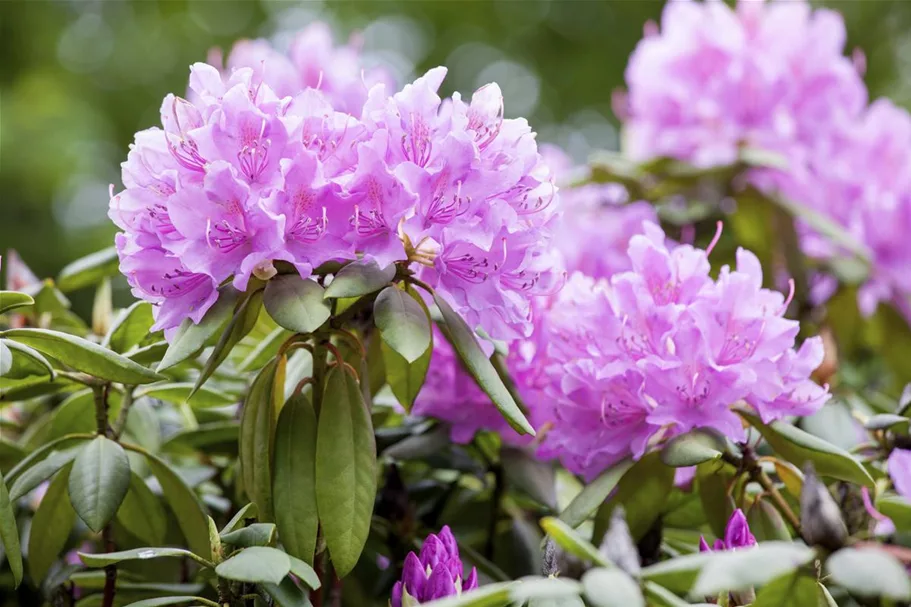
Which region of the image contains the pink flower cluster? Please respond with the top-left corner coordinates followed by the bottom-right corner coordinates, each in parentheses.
top-left (527, 223), bottom-right (829, 480)
top-left (109, 24), bottom-right (560, 340)
top-left (624, 0), bottom-right (865, 168)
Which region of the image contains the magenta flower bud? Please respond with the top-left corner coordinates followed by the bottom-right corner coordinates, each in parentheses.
top-left (699, 509), bottom-right (756, 552)
top-left (391, 526), bottom-right (479, 606)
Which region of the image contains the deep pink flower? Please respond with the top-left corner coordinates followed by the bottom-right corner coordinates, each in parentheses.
top-left (700, 509), bottom-right (757, 552)
top-left (391, 526), bottom-right (478, 606)
top-left (888, 449), bottom-right (911, 501)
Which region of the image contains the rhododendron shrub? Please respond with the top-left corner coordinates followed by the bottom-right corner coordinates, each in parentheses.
top-left (3, 5), bottom-right (911, 607)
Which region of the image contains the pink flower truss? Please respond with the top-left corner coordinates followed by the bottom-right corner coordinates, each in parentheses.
top-left (391, 526), bottom-right (478, 606)
top-left (525, 223), bottom-right (829, 480)
top-left (109, 27), bottom-right (560, 341)
top-left (624, 0), bottom-right (865, 169)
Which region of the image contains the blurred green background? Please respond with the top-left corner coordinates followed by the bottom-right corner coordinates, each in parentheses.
top-left (2, 0), bottom-right (909, 300)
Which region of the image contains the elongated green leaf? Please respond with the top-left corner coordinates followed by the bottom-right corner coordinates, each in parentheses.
top-left (540, 517), bottom-right (611, 567)
top-left (104, 301), bottom-right (156, 353)
top-left (596, 452), bottom-right (675, 541)
top-left (264, 276), bottom-right (331, 334)
top-left (239, 326), bottom-right (292, 372)
top-left (5, 435), bottom-right (91, 483)
top-left (692, 542), bottom-right (815, 598)
top-left (316, 366), bottom-right (377, 577)
top-left (56, 247), bottom-right (120, 292)
top-left (145, 452), bottom-right (211, 560)
top-left (641, 552), bottom-right (715, 594)
top-left (135, 382), bottom-right (236, 409)
top-left (215, 546), bottom-right (290, 584)
top-left (240, 359), bottom-right (278, 523)
top-left (420, 583), bottom-right (514, 607)
top-left (2, 328), bottom-right (163, 384)
top-left (826, 546), bottom-right (911, 600)
top-left (817, 583), bottom-right (838, 607)
top-left (642, 582), bottom-right (692, 607)
top-left (79, 547), bottom-right (201, 567)
top-left (288, 554), bottom-right (320, 590)
top-left (273, 392), bottom-right (319, 565)
top-left (433, 293), bottom-right (533, 435)
top-left (193, 289), bottom-right (263, 394)
top-left (162, 422), bottom-right (240, 454)
top-left (740, 412), bottom-right (874, 488)
top-left (865, 413), bottom-right (910, 433)
top-left (9, 446), bottom-right (81, 501)
top-left (127, 340), bottom-right (169, 365)
top-left (661, 429), bottom-right (726, 467)
top-left (697, 460), bottom-right (738, 539)
top-left (501, 446), bottom-right (557, 509)
top-left (47, 390), bottom-right (97, 439)
top-left (374, 286), bottom-right (431, 363)
top-left (877, 495), bottom-right (911, 531)
top-left (220, 503), bottom-right (258, 535)
top-left (157, 289), bottom-right (238, 372)
top-left (750, 573), bottom-right (819, 607)
top-left (747, 497), bottom-right (791, 542)
top-left (323, 259), bottom-right (395, 299)
top-left (560, 459), bottom-right (633, 528)
top-left (512, 578), bottom-right (583, 603)
top-left (0, 471), bottom-right (22, 587)
top-left (0, 339), bottom-right (54, 380)
top-left (263, 577), bottom-right (313, 607)
top-left (382, 340), bottom-right (430, 413)
top-left (68, 436), bottom-right (131, 532)
top-left (220, 523), bottom-right (276, 547)
top-left (29, 464), bottom-right (76, 583)
top-left (583, 569), bottom-right (644, 607)
top-left (0, 291), bottom-right (34, 315)
top-left (116, 471), bottom-right (167, 545)
top-left (121, 598), bottom-right (212, 607)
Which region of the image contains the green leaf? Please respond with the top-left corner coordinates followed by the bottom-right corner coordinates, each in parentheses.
top-left (273, 392), bottom-right (319, 565)
top-left (2, 328), bottom-right (164, 384)
top-left (323, 259), bottom-right (395, 299)
top-left (419, 582), bottom-right (514, 606)
top-left (127, 340), bottom-right (169, 365)
top-left (121, 598), bottom-right (214, 607)
top-left (691, 542), bottom-right (815, 598)
top-left (501, 446), bottom-right (556, 510)
top-left (103, 302), bottom-right (156, 353)
top-left (145, 452), bottom-right (211, 560)
top-left (739, 412), bottom-right (873, 488)
top-left (193, 289), bottom-right (264, 394)
top-left (817, 583), bottom-right (839, 607)
top-left (135, 382), bottom-right (236, 409)
top-left (747, 498), bottom-right (791, 542)
top-left (316, 366), bottom-right (377, 578)
top-left (9, 446), bottom-right (81, 501)
top-left (157, 289), bottom-right (238, 372)
top-left (56, 247), bottom-right (120, 292)
top-left (0, 291), bottom-right (34, 315)
top-left (220, 523), bottom-right (276, 547)
top-left (240, 359), bottom-right (278, 523)
top-left (560, 459), bottom-right (633, 528)
top-left (68, 436), bottom-right (131, 532)
top-left (696, 460), bottom-right (737, 539)
top-left (864, 413), bottom-right (910, 433)
top-left (215, 546), bottom-right (290, 585)
top-left (47, 389), bottom-right (103, 440)
top-left (750, 573), bottom-right (819, 607)
top-left (263, 577), bottom-right (313, 607)
top-left (239, 326), bottom-right (292, 372)
top-left (1, 339), bottom-right (55, 380)
top-left (162, 422), bottom-right (240, 454)
top-left (641, 553), bottom-right (715, 594)
top-left (116, 471), bottom-right (168, 546)
top-left (288, 554), bottom-right (321, 590)
top-left (374, 286), bottom-right (431, 363)
top-left (540, 516), bottom-right (611, 567)
top-left (876, 495), bottom-right (911, 531)
top-left (660, 429), bottom-right (726, 467)
top-left (29, 464), bottom-right (76, 583)
top-left (221, 503), bottom-right (259, 535)
top-left (642, 582), bottom-right (692, 607)
top-left (382, 340), bottom-right (431, 413)
top-left (596, 452), bottom-right (675, 541)
top-left (0, 471), bottom-right (23, 587)
top-left (92, 277), bottom-right (113, 336)
top-left (5, 435), bottom-right (90, 483)
top-left (583, 569), bottom-right (644, 607)
top-left (512, 577), bottom-right (583, 603)
top-left (826, 546), bottom-right (911, 600)
top-left (263, 275), bottom-right (331, 334)
top-left (433, 293), bottom-right (533, 435)
top-left (79, 547), bottom-right (201, 567)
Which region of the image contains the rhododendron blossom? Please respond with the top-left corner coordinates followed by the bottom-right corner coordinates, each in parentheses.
top-left (624, 0), bottom-right (865, 169)
top-left (700, 509), bottom-right (756, 552)
top-left (526, 223), bottom-right (829, 480)
top-left (392, 526), bottom-right (477, 606)
top-left (109, 27), bottom-right (560, 340)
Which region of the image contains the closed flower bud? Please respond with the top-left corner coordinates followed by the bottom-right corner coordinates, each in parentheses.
top-left (391, 526), bottom-right (478, 606)
top-left (800, 463), bottom-right (848, 552)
